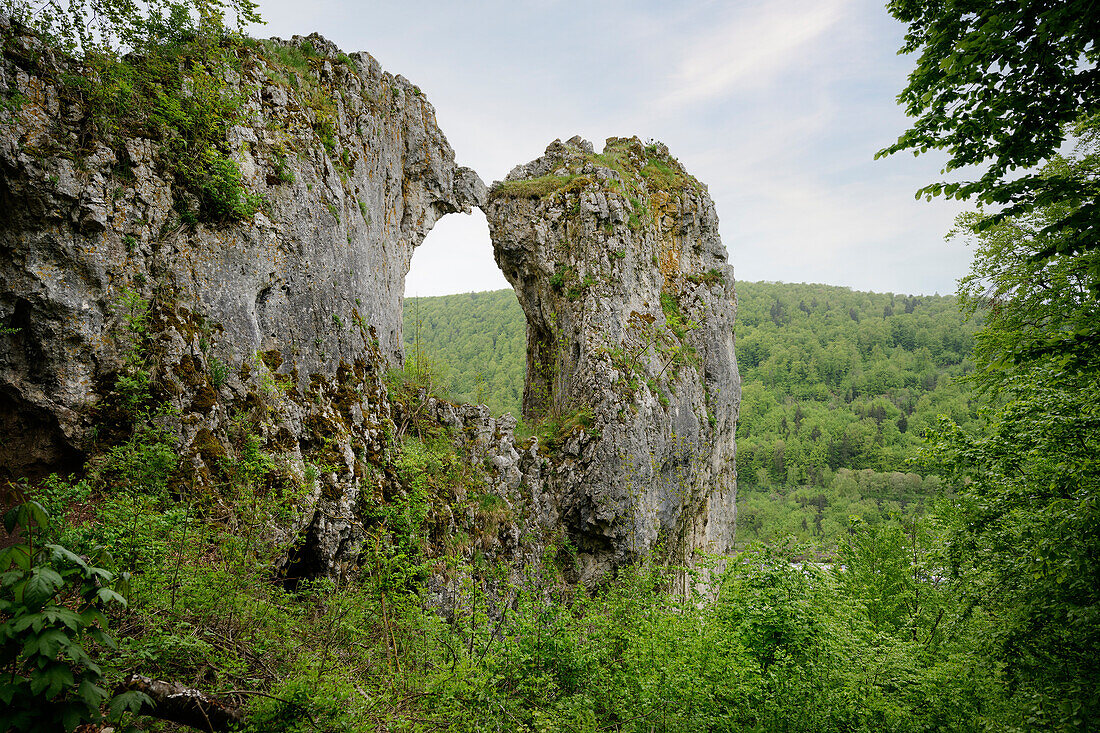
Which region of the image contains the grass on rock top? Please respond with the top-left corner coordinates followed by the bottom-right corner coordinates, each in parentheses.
top-left (489, 137), bottom-right (701, 203)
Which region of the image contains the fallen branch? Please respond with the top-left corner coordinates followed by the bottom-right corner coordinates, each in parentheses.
top-left (119, 675), bottom-right (243, 732)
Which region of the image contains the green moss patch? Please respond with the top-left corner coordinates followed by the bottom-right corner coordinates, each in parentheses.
top-left (490, 174), bottom-right (579, 200)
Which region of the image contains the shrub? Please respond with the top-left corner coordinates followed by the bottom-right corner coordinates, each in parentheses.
top-left (0, 502), bottom-right (149, 732)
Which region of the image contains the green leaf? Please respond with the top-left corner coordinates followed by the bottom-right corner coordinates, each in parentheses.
top-left (76, 679), bottom-right (109, 710)
top-left (60, 704), bottom-right (88, 733)
top-left (1, 568), bottom-right (27, 587)
top-left (94, 587), bottom-right (126, 607)
top-left (86, 628), bottom-right (117, 651)
top-left (43, 607), bottom-right (82, 631)
top-left (22, 568), bottom-right (64, 607)
top-left (87, 566), bottom-right (115, 584)
top-left (108, 690), bottom-right (153, 721)
top-left (12, 612), bottom-right (45, 633)
top-left (79, 607), bottom-right (109, 629)
top-left (2, 505), bottom-right (19, 534)
top-left (21, 502), bottom-right (50, 533)
top-left (63, 640), bottom-right (93, 667)
top-left (26, 628), bottom-right (69, 659)
top-left (0, 545), bottom-right (32, 572)
top-left (30, 661), bottom-right (74, 697)
top-left (46, 545), bottom-right (88, 570)
top-left (0, 680), bottom-right (22, 705)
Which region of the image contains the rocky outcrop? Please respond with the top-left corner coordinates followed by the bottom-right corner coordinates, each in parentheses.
top-left (1, 18), bottom-right (738, 588)
top-left (0, 19), bottom-right (483, 572)
top-left (486, 136), bottom-right (740, 584)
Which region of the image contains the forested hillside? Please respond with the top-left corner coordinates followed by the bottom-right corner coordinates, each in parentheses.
top-left (403, 290), bottom-right (525, 416)
top-left (733, 282), bottom-right (980, 546)
top-left (404, 283), bottom-right (981, 550)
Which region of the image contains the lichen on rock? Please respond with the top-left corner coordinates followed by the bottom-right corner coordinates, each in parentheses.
top-left (0, 17), bottom-right (484, 577)
top-left (486, 135), bottom-right (740, 586)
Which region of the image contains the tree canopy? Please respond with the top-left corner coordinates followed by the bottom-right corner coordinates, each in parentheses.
top-left (880, 0), bottom-right (1100, 271)
top-left (1, 0), bottom-right (261, 55)
top-left (921, 126), bottom-right (1100, 730)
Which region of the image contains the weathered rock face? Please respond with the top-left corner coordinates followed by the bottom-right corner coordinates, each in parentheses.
top-left (0, 20), bottom-right (483, 574)
top-left (0, 20), bottom-right (484, 480)
top-left (486, 136), bottom-right (740, 584)
top-left (1, 19), bottom-right (739, 589)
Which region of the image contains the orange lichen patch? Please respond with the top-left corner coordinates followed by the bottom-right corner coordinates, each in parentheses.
top-left (658, 236), bottom-right (682, 290)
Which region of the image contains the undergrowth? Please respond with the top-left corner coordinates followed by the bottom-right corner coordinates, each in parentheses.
top-left (0, 325), bottom-right (1010, 731)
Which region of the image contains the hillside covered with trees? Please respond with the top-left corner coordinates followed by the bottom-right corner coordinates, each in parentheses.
top-left (405, 282), bottom-right (981, 549)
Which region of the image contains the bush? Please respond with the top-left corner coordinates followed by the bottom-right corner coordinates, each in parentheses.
top-left (0, 502), bottom-right (149, 732)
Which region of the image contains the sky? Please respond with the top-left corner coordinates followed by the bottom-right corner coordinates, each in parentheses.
top-left (250, 0), bottom-right (974, 297)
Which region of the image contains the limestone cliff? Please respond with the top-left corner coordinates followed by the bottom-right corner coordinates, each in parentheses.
top-left (0, 19), bottom-right (483, 573)
top-left (1, 18), bottom-right (738, 589)
top-left (486, 136), bottom-right (740, 584)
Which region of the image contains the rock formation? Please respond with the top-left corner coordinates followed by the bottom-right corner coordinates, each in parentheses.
top-left (1, 18), bottom-right (737, 588)
top-left (1, 19), bottom-right (482, 573)
top-left (486, 136), bottom-right (739, 584)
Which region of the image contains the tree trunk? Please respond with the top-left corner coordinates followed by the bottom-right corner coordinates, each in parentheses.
top-left (118, 675), bottom-right (244, 732)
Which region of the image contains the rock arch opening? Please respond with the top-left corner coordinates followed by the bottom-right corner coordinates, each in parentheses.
top-left (402, 209), bottom-right (525, 417)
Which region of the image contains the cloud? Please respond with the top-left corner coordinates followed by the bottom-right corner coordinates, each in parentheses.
top-left (406, 211), bottom-right (509, 297)
top-left (250, 0), bottom-right (970, 296)
top-left (718, 170), bottom-right (969, 294)
top-left (659, 0), bottom-right (851, 109)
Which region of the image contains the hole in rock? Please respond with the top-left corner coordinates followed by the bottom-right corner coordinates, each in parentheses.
top-left (402, 210), bottom-right (525, 418)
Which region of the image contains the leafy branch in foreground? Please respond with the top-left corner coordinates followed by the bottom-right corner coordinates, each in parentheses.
top-left (880, 1), bottom-right (1099, 272)
top-left (921, 121), bottom-right (1100, 731)
top-left (951, 120), bottom-right (1100, 378)
top-left (0, 501), bottom-right (150, 733)
top-left (1, 0), bottom-right (261, 56)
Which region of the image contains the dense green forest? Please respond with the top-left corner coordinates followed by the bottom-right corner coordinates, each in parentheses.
top-left (733, 282), bottom-right (981, 546)
top-left (403, 290), bottom-right (526, 417)
top-left (405, 283), bottom-right (982, 550)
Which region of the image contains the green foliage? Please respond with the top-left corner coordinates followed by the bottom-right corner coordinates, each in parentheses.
top-left (734, 281), bottom-right (980, 549)
top-left (273, 150), bottom-right (296, 184)
top-left (0, 502), bottom-right (149, 732)
top-left (882, 0), bottom-right (1100, 288)
top-left (59, 28), bottom-right (261, 222)
top-left (923, 373), bottom-right (1100, 730)
top-left (402, 544), bottom-right (994, 732)
top-left (639, 157), bottom-right (683, 190)
top-left (917, 123), bottom-right (1100, 731)
top-left (4, 2), bottom-right (269, 223)
top-left (686, 267), bottom-right (724, 286)
top-left (403, 290), bottom-right (525, 416)
top-left (208, 354), bottom-right (230, 387)
top-left (191, 144), bottom-right (262, 221)
top-left (952, 123), bottom-right (1100, 375)
top-left (2, 0), bottom-right (261, 57)
top-left (528, 405), bottom-right (594, 450)
top-left (14, 463), bottom-right (1013, 733)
